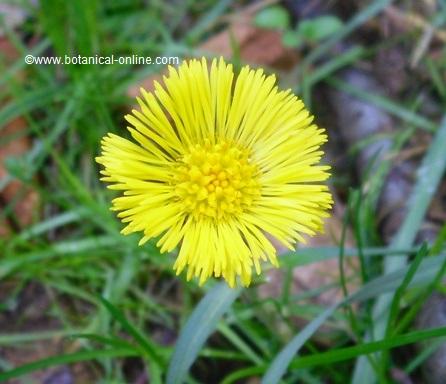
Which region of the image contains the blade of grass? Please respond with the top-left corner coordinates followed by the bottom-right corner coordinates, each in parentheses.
top-left (404, 337), bottom-right (445, 374)
top-left (100, 295), bottom-right (164, 384)
top-left (0, 235), bottom-right (122, 278)
top-left (0, 348), bottom-right (138, 382)
top-left (200, 348), bottom-right (249, 361)
top-left (185, 0), bottom-right (233, 44)
top-left (222, 366), bottom-right (266, 384)
top-left (303, 0), bottom-right (393, 66)
top-left (299, 46), bottom-right (366, 105)
top-left (326, 76), bottom-right (436, 132)
top-left (166, 282), bottom-right (241, 384)
top-left (280, 246), bottom-right (419, 267)
top-left (217, 323), bottom-right (264, 365)
top-left (380, 243), bottom-right (428, 376)
top-left (353, 115), bottom-right (446, 383)
top-left (306, 46), bottom-right (366, 87)
top-left (392, 243), bottom-right (446, 336)
top-left (288, 326), bottom-right (446, 369)
top-left (426, 58), bottom-right (446, 101)
top-left (70, 333), bottom-right (140, 351)
top-left (98, 296), bottom-right (163, 365)
top-left (0, 85), bottom-right (61, 129)
top-left (261, 251), bottom-right (446, 383)
top-left (339, 191), bottom-right (364, 339)
top-left (339, 189), bottom-right (379, 371)
top-left (0, 38), bottom-right (52, 87)
top-left (0, 330), bottom-right (78, 345)
top-left (261, 302), bottom-right (339, 384)
top-left (386, 244), bottom-right (428, 337)
top-left (14, 208), bottom-right (88, 241)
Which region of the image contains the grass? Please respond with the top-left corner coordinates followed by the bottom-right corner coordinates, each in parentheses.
top-left (1, 0), bottom-right (446, 383)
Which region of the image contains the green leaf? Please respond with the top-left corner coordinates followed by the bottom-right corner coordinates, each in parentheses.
top-left (166, 283), bottom-right (241, 384)
top-left (282, 30), bottom-right (303, 48)
top-left (298, 16), bottom-right (343, 42)
top-left (254, 6), bottom-right (290, 30)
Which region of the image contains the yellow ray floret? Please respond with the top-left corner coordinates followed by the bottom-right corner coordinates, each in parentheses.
top-left (96, 57), bottom-right (333, 287)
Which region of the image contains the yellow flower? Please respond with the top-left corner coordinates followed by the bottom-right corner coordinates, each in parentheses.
top-left (96, 57), bottom-right (332, 287)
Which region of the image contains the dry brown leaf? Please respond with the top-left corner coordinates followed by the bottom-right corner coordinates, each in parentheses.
top-left (128, 7), bottom-right (298, 97)
top-left (199, 14), bottom-right (298, 70)
top-left (0, 37), bottom-right (39, 236)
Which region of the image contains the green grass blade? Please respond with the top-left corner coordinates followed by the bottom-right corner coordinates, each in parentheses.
top-left (0, 235), bottom-right (121, 278)
top-left (390, 115), bottom-right (446, 250)
top-left (393, 245), bottom-right (446, 337)
top-left (15, 208), bottom-right (88, 241)
top-left (404, 337), bottom-right (445, 374)
top-left (326, 77), bottom-right (436, 132)
top-left (217, 323), bottom-right (264, 365)
top-left (70, 333), bottom-right (140, 351)
top-left (222, 366), bottom-right (266, 384)
top-left (262, 303), bottom-right (338, 384)
top-left (262, 252), bottom-right (446, 383)
top-left (353, 115), bottom-right (446, 383)
top-left (185, 0), bottom-right (233, 44)
top-left (280, 246), bottom-right (419, 267)
top-left (290, 326), bottom-right (446, 369)
top-left (0, 85), bottom-right (60, 128)
top-left (386, 244), bottom-right (428, 338)
top-left (166, 283), bottom-right (241, 384)
top-left (0, 348), bottom-right (138, 382)
top-left (0, 330), bottom-right (78, 345)
top-left (98, 296), bottom-right (163, 365)
top-left (304, 0), bottom-right (393, 65)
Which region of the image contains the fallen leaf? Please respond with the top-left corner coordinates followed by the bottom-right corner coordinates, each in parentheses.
top-left (128, 6), bottom-right (298, 97)
top-left (0, 36), bottom-right (39, 236)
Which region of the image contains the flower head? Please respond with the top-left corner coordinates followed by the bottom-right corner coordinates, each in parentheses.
top-left (96, 57), bottom-right (332, 287)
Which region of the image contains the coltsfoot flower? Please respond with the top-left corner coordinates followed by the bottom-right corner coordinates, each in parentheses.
top-left (96, 57), bottom-right (332, 287)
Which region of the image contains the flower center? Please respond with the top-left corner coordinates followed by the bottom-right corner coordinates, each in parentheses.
top-left (173, 139), bottom-right (260, 219)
